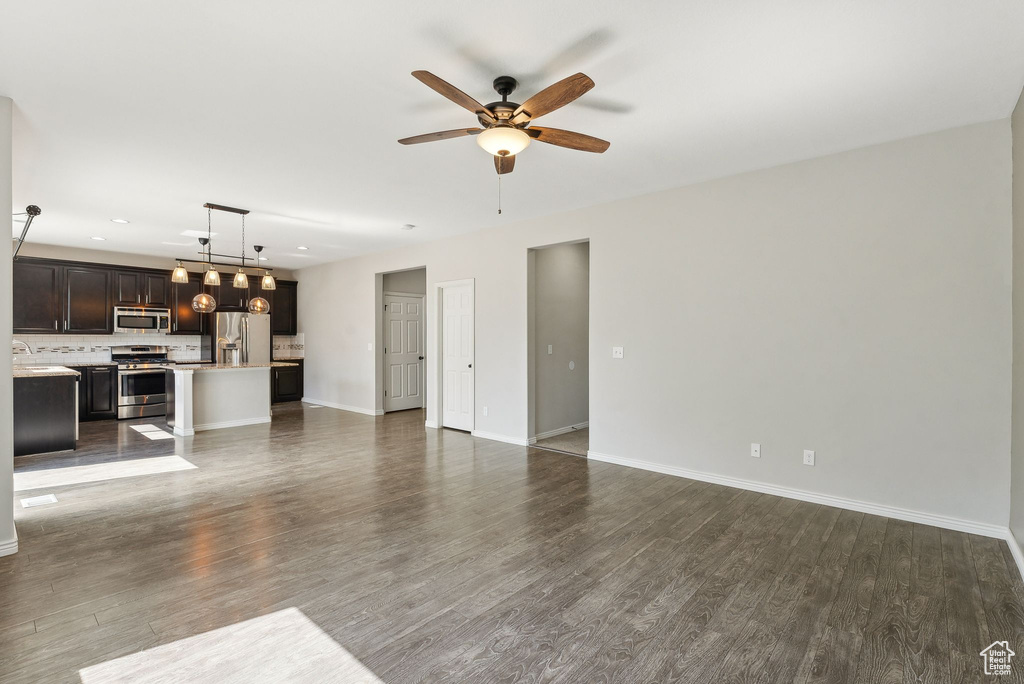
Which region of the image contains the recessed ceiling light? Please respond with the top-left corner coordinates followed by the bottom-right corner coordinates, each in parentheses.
top-left (258, 256), bottom-right (268, 261)
top-left (402, 224), bottom-right (416, 230)
top-left (297, 246), bottom-right (308, 250)
top-left (110, 218), bottom-right (130, 224)
top-left (91, 236), bottom-right (106, 241)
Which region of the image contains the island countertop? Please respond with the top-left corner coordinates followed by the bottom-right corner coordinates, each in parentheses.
top-left (164, 362), bottom-right (298, 372)
top-left (13, 366), bottom-right (81, 378)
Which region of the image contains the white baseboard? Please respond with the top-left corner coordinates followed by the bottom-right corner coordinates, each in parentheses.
top-left (0, 534), bottom-right (18, 558)
top-left (193, 416), bottom-right (272, 432)
top-left (587, 450), bottom-right (1009, 540)
top-left (301, 398), bottom-right (383, 416)
top-left (172, 426), bottom-right (195, 437)
top-left (471, 430), bottom-right (531, 447)
top-left (1005, 529), bottom-right (1024, 583)
top-left (425, 420), bottom-right (438, 429)
top-left (530, 421), bottom-right (589, 444)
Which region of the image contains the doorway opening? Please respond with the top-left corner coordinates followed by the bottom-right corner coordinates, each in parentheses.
top-left (377, 267), bottom-right (426, 414)
top-left (527, 240), bottom-right (589, 456)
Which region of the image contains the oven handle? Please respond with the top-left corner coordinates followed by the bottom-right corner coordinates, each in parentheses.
top-left (118, 369), bottom-right (168, 376)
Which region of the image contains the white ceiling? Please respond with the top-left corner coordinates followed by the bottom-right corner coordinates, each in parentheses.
top-left (3, 1), bottom-right (1024, 269)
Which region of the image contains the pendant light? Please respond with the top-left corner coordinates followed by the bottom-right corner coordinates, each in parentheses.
top-left (191, 232), bottom-right (217, 313)
top-left (233, 213), bottom-right (249, 289)
top-left (202, 207), bottom-right (221, 285)
top-left (248, 245), bottom-right (271, 315)
top-left (170, 261), bottom-right (189, 284)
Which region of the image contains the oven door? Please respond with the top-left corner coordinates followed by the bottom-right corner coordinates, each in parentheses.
top-left (118, 369), bottom-right (167, 407)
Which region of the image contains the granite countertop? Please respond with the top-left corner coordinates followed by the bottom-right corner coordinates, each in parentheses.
top-left (13, 366), bottom-right (81, 378)
top-left (273, 356), bottom-right (304, 361)
top-left (165, 362), bottom-right (298, 372)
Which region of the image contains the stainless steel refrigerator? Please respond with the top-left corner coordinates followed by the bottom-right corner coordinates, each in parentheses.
top-left (208, 311), bottom-right (271, 365)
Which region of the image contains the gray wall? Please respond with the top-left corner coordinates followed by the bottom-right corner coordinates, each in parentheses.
top-left (532, 242), bottom-right (589, 436)
top-left (299, 120), bottom-right (1012, 528)
top-left (383, 268), bottom-right (426, 295)
top-left (1011, 87), bottom-right (1024, 544)
top-left (1, 97), bottom-right (15, 556)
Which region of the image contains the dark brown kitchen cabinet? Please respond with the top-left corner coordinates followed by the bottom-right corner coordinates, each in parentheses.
top-left (12, 260), bottom-right (61, 333)
top-left (115, 270), bottom-right (169, 307)
top-left (64, 266), bottom-right (112, 333)
top-left (114, 271), bottom-right (143, 306)
top-left (172, 273), bottom-right (206, 335)
top-left (271, 360), bottom-right (303, 403)
top-left (212, 280), bottom-right (249, 310)
top-left (68, 365), bottom-right (118, 421)
top-left (271, 281), bottom-right (298, 335)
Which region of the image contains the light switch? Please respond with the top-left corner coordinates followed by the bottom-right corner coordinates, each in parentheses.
top-left (612, 346), bottom-right (624, 359)
top-left (547, 345), bottom-right (553, 355)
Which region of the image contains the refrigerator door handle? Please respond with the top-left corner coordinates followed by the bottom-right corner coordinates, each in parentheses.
top-left (242, 315), bottom-right (249, 363)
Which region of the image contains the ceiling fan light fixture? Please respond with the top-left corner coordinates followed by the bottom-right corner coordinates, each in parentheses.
top-left (476, 126), bottom-right (530, 157)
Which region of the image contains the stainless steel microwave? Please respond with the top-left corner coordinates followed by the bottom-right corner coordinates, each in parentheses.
top-left (113, 307), bottom-right (171, 334)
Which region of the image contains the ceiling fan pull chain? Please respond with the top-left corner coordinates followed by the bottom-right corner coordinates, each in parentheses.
top-left (498, 174), bottom-right (502, 215)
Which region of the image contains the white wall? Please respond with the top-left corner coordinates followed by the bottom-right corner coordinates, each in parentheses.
top-left (1011, 87), bottom-right (1024, 544)
top-left (1, 97), bottom-right (16, 556)
top-left (532, 242), bottom-right (589, 436)
top-left (382, 268), bottom-right (426, 295)
top-left (300, 120), bottom-right (1013, 528)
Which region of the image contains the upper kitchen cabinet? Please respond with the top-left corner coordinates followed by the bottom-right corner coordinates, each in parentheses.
top-left (65, 265), bottom-right (113, 333)
top-left (211, 279), bottom-right (249, 310)
top-left (171, 273), bottom-right (206, 335)
top-left (271, 281), bottom-right (297, 335)
top-left (12, 260), bottom-right (62, 333)
top-left (114, 270), bottom-right (169, 307)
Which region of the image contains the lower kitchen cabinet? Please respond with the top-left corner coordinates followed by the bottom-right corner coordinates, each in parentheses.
top-left (271, 360), bottom-right (303, 403)
top-left (69, 365), bottom-right (118, 421)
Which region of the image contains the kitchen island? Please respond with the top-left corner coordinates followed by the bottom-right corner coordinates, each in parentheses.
top-left (164, 362), bottom-right (298, 436)
top-left (13, 366), bottom-right (79, 456)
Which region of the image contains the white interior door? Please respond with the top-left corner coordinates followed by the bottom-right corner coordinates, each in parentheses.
top-left (384, 294), bottom-right (424, 412)
top-left (441, 282), bottom-right (474, 431)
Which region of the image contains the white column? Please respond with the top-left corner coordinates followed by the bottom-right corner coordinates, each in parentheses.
top-left (172, 369), bottom-right (195, 437)
top-left (1, 96), bottom-right (17, 557)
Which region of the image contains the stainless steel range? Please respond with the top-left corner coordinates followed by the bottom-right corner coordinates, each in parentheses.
top-left (112, 345), bottom-right (170, 419)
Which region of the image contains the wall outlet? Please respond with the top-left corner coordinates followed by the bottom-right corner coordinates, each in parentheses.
top-left (367, 343), bottom-right (373, 351)
top-left (751, 443), bottom-right (761, 458)
top-left (547, 344), bottom-right (553, 355)
top-left (483, 406), bottom-right (488, 416)
top-left (612, 346), bottom-right (624, 359)
top-left (803, 449), bottom-right (815, 466)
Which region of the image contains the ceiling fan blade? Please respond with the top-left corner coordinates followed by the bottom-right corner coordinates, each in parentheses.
top-left (412, 71), bottom-right (496, 124)
top-left (398, 128), bottom-right (481, 145)
top-left (526, 127), bottom-right (610, 153)
top-left (494, 154), bottom-right (515, 175)
top-left (510, 73), bottom-right (595, 124)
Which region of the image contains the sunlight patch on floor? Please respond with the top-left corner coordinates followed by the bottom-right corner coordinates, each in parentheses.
top-left (14, 455), bottom-right (196, 492)
top-left (130, 424), bottom-right (176, 440)
top-left (78, 607), bottom-right (382, 683)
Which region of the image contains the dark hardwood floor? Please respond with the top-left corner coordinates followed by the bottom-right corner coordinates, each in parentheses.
top-left (1, 404), bottom-right (1022, 682)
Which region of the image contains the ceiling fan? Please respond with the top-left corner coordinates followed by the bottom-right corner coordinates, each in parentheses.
top-left (398, 71), bottom-right (610, 175)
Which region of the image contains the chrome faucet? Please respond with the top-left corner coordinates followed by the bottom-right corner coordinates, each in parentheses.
top-left (11, 339), bottom-right (33, 363)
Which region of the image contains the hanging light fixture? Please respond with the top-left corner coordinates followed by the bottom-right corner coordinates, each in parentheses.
top-left (248, 245), bottom-right (271, 314)
top-left (170, 261), bottom-right (189, 284)
top-left (202, 207), bottom-right (221, 285)
top-left (191, 219), bottom-right (217, 313)
top-left (233, 213), bottom-right (249, 289)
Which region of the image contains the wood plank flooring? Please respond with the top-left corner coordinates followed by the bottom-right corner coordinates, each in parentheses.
top-left (1, 405), bottom-right (1022, 682)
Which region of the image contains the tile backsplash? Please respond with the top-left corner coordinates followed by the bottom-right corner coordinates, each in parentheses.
top-left (12, 334), bottom-right (204, 365)
top-left (273, 333), bottom-right (304, 358)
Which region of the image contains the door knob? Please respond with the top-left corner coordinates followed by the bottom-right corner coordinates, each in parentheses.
top-left (468, 364), bottom-right (472, 368)
top-left (418, 356), bottom-right (424, 360)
